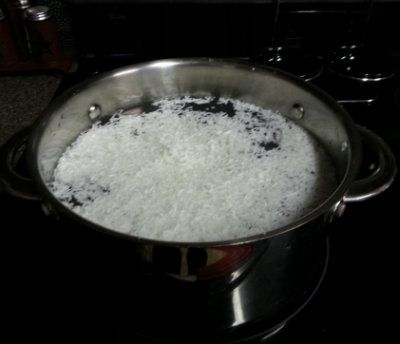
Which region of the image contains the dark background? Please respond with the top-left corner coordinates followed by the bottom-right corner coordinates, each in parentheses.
top-left (2, 1), bottom-right (400, 343)
top-left (62, 0), bottom-right (400, 63)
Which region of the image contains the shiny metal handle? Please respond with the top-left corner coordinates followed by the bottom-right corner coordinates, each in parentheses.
top-left (0, 128), bottom-right (41, 201)
top-left (344, 126), bottom-right (397, 203)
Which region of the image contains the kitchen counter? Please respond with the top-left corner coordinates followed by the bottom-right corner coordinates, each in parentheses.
top-left (0, 74), bottom-right (61, 147)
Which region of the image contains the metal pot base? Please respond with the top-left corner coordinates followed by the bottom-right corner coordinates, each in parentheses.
top-left (115, 238), bottom-right (330, 343)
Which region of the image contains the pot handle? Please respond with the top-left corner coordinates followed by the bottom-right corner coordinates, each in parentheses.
top-left (343, 126), bottom-right (397, 203)
top-left (0, 128), bottom-right (41, 201)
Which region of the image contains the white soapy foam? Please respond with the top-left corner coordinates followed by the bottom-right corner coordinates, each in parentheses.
top-left (50, 97), bottom-right (336, 242)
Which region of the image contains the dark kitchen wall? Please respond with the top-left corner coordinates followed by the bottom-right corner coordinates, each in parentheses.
top-left (63, 1), bottom-right (400, 62)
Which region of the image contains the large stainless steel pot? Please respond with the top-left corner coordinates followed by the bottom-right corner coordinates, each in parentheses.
top-left (0, 59), bottom-right (396, 326)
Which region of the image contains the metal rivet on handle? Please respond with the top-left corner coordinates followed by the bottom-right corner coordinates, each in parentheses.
top-left (88, 104), bottom-right (101, 120)
top-left (291, 103), bottom-right (305, 120)
top-left (325, 200), bottom-right (347, 224)
top-left (335, 200), bottom-right (346, 218)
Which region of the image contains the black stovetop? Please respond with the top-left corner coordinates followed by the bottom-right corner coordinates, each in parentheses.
top-left (2, 56), bottom-right (399, 343)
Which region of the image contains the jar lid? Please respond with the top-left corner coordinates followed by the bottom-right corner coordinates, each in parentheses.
top-left (25, 5), bottom-right (51, 21)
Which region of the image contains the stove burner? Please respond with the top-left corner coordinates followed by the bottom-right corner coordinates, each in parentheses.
top-left (255, 47), bottom-right (323, 82)
top-left (327, 45), bottom-right (395, 82)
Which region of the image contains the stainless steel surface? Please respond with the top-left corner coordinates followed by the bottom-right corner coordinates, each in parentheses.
top-left (21, 58), bottom-right (395, 286)
top-left (21, 58), bottom-right (393, 266)
top-left (116, 230), bottom-right (329, 337)
top-left (25, 6), bottom-right (51, 22)
top-left (324, 199), bottom-right (346, 224)
top-left (216, 225), bottom-right (327, 328)
top-left (344, 126), bottom-right (397, 202)
top-left (28, 58), bottom-right (363, 247)
top-left (1, 58), bottom-right (396, 335)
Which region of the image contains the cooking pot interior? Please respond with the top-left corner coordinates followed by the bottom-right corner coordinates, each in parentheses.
top-left (32, 59), bottom-right (356, 196)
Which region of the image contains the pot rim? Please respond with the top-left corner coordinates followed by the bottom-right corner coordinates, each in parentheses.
top-left (27, 58), bottom-right (362, 247)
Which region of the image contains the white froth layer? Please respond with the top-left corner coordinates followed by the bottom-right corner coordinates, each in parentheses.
top-left (50, 97), bottom-right (336, 242)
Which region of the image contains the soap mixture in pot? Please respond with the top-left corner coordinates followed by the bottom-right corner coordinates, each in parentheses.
top-left (50, 97), bottom-right (336, 242)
